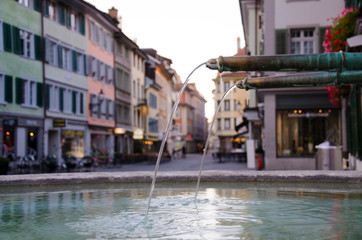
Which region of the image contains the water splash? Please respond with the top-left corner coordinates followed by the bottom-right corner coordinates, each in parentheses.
top-left (195, 84), bottom-right (237, 200)
top-left (146, 62), bottom-right (206, 215)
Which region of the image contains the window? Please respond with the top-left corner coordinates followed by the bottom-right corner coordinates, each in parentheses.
top-left (149, 118), bottom-right (158, 133)
top-left (76, 52), bottom-right (84, 75)
top-left (18, 0), bottom-right (32, 8)
top-left (100, 61), bottom-right (105, 81)
top-left (17, 78), bottom-right (37, 107)
top-left (133, 80), bottom-right (136, 97)
top-left (48, 1), bottom-right (56, 20)
top-left (149, 93), bottom-right (157, 108)
top-left (48, 85), bottom-right (60, 111)
top-left (224, 81), bottom-right (230, 92)
top-left (90, 56), bottom-right (97, 78)
top-left (217, 118), bottom-right (221, 130)
top-left (224, 100), bottom-right (230, 111)
top-left (276, 109), bottom-right (341, 157)
top-left (225, 118), bottom-right (230, 130)
top-left (70, 12), bottom-right (77, 31)
top-left (291, 29), bottom-right (315, 54)
top-left (49, 41), bottom-right (57, 65)
top-left (106, 99), bottom-right (114, 120)
top-left (19, 29), bottom-right (34, 58)
top-left (107, 65), bottom-right (113, 84)
top-left (62, 46), bottom-right (71, 71)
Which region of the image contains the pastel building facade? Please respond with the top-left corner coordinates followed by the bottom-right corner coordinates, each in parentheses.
top-left (86, 9), bottom-right (118, 158)
top-left (0, 0), bottom-right (43, 161)
top-left (43, 0), bottom-right (88, 163)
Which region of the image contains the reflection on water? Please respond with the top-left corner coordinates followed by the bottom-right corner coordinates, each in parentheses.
top-left (0, 183), bottom-right (361, 239)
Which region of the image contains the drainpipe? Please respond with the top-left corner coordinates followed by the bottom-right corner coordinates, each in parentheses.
top-left (41, 0), bottom-right (47, 161)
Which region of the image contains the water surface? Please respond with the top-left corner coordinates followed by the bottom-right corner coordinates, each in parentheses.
top-left (0, 182), bottom-right (361, 239)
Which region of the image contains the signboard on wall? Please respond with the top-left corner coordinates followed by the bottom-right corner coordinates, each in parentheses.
top-left (53, 119), bottom-right (66, 127)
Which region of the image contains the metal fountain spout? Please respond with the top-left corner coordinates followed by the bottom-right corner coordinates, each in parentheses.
top-left (206, 52), bottom-right (362, 90)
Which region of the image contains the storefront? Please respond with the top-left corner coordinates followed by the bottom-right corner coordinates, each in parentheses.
top-left (114, 127), bottom-right (133, 154)
top-left (45, 118), bottom-right (86, 165)
top-left (1, 118), bottom-right (43, 161)
top-left (88, 127), bottom-right (114, 160)
top-left (262, 88), bottom-right (340, 170)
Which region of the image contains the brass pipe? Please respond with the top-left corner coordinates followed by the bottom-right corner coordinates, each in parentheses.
top-left (236, 71), bottom-right (362, 90)
top-left (206, 52), bottom-right (362, 72)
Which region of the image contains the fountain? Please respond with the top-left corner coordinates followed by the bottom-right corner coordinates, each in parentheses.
top-left (0, 52), bottom-right (361, 239)
top-left (206, 52), bottom-right (362, 89)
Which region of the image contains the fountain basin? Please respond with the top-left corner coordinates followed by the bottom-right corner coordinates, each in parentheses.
top-left (0, 170), bottom-right (361, 186)
top-left (0, 171), bottom-right (361, 239)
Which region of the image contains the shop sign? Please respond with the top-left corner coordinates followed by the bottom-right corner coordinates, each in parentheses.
top-left (53, 119), bottom-right (66, 127)
top-left (3, 119), bottom-right (17, 128)
top-left (133, 129), bottom-right (143, 140)
top-left (288, 112), bottom-right (329, 118)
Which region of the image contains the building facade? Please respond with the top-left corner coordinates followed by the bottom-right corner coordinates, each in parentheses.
top-left (0, 0), bottom-right (43, 161)
top-left (239, 0), bottom-right (346, 170)
top-left (212, 43), bottom-right (248, 154)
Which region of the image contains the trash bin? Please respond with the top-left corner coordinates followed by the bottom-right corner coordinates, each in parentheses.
top-left (315, 141), bottom-right (342, 170)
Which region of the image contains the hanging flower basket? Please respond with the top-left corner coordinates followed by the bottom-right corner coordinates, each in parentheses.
top-left (323, 7), bottom-right (359, 107)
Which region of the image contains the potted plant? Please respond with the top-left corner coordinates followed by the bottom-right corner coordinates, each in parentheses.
top-left (0, 157), bottom-right (10, 175)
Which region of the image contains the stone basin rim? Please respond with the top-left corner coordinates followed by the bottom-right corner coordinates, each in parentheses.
top-left (0, 170), bottom-right (361, 187)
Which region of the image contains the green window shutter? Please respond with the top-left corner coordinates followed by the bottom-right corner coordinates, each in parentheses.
top-left (15, 77), bottom-right (23, 104)
top-left (58, 3), bottom-right (65, 25)
top-left (275, 29), bottom-right (288, 54)
top-left (79, 14), bottom-right (85, 35)
top-left (58, 45), bottom-right (63, 68)
top-left (80, 93), bottom-right (84, 114)
top-left (3, 22), bottom-right (12, 52)
top-left (43, 0), bottom-right (49, 17)
top-left (72, 50), bottom-right (77, 72)
top-left (33, 0), bottom-right (42, 12)
top-left (34, 34), bottom-right (42, 61)
top-left (4, 75), bottom-right (13, 103)
top-left (36, 82), bottom-right (43, 107)
top-left (46, 84), bottom-right (50, 109)
top-left (83, 54), bottom-right (88, 76)
top-left (72, 91), bottom-right (76, 113)
top-left (59, 88), bottom-right (64, 112)
top-left (319, 27), bottom-right (327, 53)
top-left (12, 26), bottom-right (21, 55)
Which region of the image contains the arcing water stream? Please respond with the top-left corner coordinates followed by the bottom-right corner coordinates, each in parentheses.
top-left (195, 84), bottom-right (237, 200)
top-left (146, 62), bottom-right (206, 215)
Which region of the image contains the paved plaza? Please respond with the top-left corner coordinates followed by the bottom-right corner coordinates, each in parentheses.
top-left (95, 153), bottom-right (248, 172)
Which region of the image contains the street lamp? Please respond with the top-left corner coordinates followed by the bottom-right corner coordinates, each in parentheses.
top-left (89, 89), bottom-right (105, 110)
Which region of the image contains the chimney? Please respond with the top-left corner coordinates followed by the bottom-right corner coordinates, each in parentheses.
top-left (108, 7), bottom-right (118, 19)
top-left (237, 37), bottom-right (241, 52)
top-left (118, 16), bottom-right (122, 30)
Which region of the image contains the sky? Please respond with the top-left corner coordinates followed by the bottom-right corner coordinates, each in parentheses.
top-left (85, 0), bottom-right (245, 120)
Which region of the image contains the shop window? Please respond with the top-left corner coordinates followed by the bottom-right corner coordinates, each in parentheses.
top-left (276, 109), bottom-right (341, 157)
top-left (61, 130), bottom-right (84, 158)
